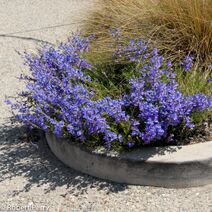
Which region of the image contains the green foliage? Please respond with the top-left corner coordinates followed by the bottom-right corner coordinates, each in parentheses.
top-left (85, 62), bottom-right (137, 99)
top-left (176, 68), bottom-right (212, 123)
top-left (176, 68), bottom-right (212, 96)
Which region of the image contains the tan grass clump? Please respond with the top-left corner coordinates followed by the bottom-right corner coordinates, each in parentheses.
top-left (83, 0), bottom-right (212, 66)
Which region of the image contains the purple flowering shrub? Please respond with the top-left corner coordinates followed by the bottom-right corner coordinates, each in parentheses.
top-left (6, 32), bottom-right (212, 150)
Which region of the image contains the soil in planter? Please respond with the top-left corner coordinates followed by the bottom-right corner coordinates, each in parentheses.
top-left (178, 121), bottom-right (212, 145)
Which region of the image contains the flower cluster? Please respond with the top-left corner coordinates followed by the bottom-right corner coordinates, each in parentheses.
top-left (6, 35), bottom-right (130, 148)
top-left (6, 32), bottom-right (212, 149)
top-left (112, 37), bottom-right (148, 63)
top-left (183, 56), bottom-right (193, 71)
top-left (120, 47), bottom-right (211, 144)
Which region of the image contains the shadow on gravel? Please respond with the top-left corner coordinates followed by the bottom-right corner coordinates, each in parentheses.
top-left (0, 119), bottom-right (128, 196)
top-left (0, 118), bottom-right (181, 196)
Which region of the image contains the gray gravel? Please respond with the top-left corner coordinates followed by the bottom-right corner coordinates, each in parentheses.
top-left (0, 1), bottom-right (212, 212)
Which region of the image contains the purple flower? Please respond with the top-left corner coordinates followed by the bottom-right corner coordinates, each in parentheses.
top-left (109, 27), bottom-right (121, 40)
top-left (6, 31), bottom-right (212, 149)
top-left (183, 56), bottom-right (193, 71)
top-left (127, 141), bottom-right (135, 148)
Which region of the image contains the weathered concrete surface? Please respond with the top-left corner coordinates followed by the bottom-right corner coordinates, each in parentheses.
top-left (0, 1), bottom-right (212, 211)
top-left (46, 133), bottom-right (212, 188)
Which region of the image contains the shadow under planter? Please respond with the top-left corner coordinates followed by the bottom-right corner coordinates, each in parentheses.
top-left (46, 133), bottom-right (212, 188)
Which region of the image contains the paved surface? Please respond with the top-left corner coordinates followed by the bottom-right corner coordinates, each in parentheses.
top-left (0, 1), bottom-right (211, 211)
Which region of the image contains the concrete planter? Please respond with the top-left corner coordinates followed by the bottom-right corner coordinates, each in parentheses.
top-left (45, 133), bottom-right (212, 188)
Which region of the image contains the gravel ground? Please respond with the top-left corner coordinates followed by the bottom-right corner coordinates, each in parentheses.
top-left (0, 1), bottom-right (212, 212)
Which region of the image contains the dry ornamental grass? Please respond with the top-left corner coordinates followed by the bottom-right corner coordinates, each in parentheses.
top-left (83, 0), bottom-right (212, 67)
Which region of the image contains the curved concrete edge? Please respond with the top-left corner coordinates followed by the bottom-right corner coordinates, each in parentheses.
top-left (45, 133), bottom-right (212, 188)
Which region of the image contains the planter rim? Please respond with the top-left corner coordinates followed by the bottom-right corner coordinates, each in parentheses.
top-left (45, 133), bottom-right (212, 187)
top-left (47, 134), bottom-right (212, 163)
